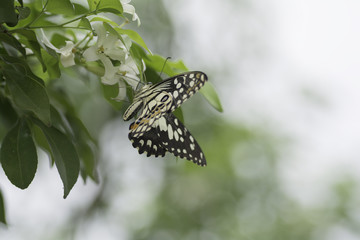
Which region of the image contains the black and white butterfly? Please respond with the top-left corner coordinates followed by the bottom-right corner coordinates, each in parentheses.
top-left (123, 71), bottom-right (208, 166)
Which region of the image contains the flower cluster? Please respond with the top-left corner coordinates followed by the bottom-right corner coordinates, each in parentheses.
top-left (41, 0), bottom-right (142, 100)
top-left (83, 23), bottom-right (142, 100)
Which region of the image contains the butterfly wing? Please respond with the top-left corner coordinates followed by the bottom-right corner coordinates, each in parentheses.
top-left (129, 113), bottom-right (206, 166)
top-left (129, 124), bottom-right (167, 157)
top-left (128, 92), bottom-right (173, 138)
top-left (127, 71), bottom-right (208, 137)
top-left (151, 71), bottom-right (208, 111)
top-left (156, 113), bottom-right (206, 166)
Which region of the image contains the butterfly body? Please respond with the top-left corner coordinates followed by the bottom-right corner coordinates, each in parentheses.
top-left (124, 71), bottom-right (208, 166)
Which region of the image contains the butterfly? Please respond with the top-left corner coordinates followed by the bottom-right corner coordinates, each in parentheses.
top-left (123, 71), bottom-right (208, 166)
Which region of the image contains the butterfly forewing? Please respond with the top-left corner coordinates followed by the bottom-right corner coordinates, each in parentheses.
top-left (151, 71), bottom-right (208, 111)
top-left (126, 71), bottom-right (207, 137)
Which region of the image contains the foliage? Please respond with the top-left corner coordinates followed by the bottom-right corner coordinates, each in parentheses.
top-left (0, 0), bottom-right (222, 224)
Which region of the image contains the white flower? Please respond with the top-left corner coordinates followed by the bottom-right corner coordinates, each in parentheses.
top-left (111, 56), bottom-right (142, 101)
top-left (59, 41), bottom-right (75, 67)
top-left (101, 56), bottom-right (142, 101)
top-left (40, 29), bottom-right (75, 67)
top-left (83, 22), bottom-right (130, 86)
top-left (99, 54), bottom-right (119, 85)
top-left (83, 23), bottom-right (142, 100)
top-left (118, 56), bottom-right (140, 88)
top-left (121, 0), bottom-right (141, 26)
top-left (83, 23), bottom-right (127, 63)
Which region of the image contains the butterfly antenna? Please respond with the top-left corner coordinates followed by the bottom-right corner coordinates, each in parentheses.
top-left (159, 57), bottom-right (171, 79)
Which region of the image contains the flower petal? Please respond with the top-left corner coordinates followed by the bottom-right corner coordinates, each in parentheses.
top-left (122, 73), bottom-right (140, 89)
top-left (59, 41), bottom-right (75, 54)
top-left (99, 55), bottom-right (119, 85)
top-left (122, 4), bottom-right (135, 15)
top-left (60, 53), bottom-right (75, 67)
top-left (39, 29), bottom-right (58, 52)
top-left (113, 80), bottom-right (127, 101)
top-left (92, 22), bottom-right (106, 47)
top-left (119, 56), bottom-right (139, 74)
top-left (106, 49), bottom-right (127, 62)
top-left (83, 45), bottom-right (99, 61)
top-left (121, 35), bottom-right (132, 50)
top-left (122, 3), bottom-right (141, 26)
top-left (103, 33), bottom-right (118, 49)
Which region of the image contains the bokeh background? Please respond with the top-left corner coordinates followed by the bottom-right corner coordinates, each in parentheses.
top-left (2, 0), bottom-right (360, 239)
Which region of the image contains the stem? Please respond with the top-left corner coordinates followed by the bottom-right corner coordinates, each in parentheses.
top-left (24, 0), bottom-right (50, 28)
top-left (59, 11), bottom-right (97, 27)
top-left (76, 32), bottom-right (92, 48)
top-left (26, 26), bottom-right (89, 30)
top-left (22, 3), bottom-right (96, 30)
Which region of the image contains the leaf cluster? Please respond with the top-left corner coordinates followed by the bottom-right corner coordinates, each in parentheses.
top-left (0, 0), bottom-right (222, 225)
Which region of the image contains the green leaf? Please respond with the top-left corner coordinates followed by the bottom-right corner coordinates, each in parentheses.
top-left (173, 107), bottom-right (184, 123)
top-left (11, 5), bottom-right (49, 29)
top-left (0, 119), bottom-right (37, 189)
top-left (41, 49), bottom-right (61, 79)
top-left (129, 43), bottom-right (147, 82)
top-left (2, 65), bottom-right (51, 124)
top-left (0, 32), bottom-right (26, 56)
top-left (0, 0), bottom-right (18, 27)
top-left (31, 124), bottom-right (54, 164)
top-left (144, 65), bottom-right (161, 84)
top-left (144, 55), bottom-right (189, 77)
top-left (65, 114), bottom-right (98, 182)
top-left (103, 22), bottom-right (120, 37)
top-left (0, 189), bottom-right (6, 225)
top-left (16, 29), bottom-right (46, 71)
top-left (51, 33), bottom-right (68, 46)
top-left (102, 84), bottom-right (123, 110)
top-left (31, 106), bottom-right (73, 165)
top-left (116, 28), bottom-right (151, 53)
top-left (1, 55), bottom-right (45, 85)
top-left (199, 82), bottom-right (223, 112)
top-left (89, 15), bottom-right (119, 27)
top-left (0, 96), bottom-right (18, 132)
top-left (17, 6), bottom-right (31, 20)
top-left (74, 3), bottom-right (89, 15)
top-left (84, 61), bottom-right (104, 76)
top-left (78, 17), bottom-right (92, 31)
top-left (50, 106), bottom-right (68, 132)
top-left (88, 0), bottom-right (123, 14)
top-left (79, 142), bottom-right (98, 182)
top-left (46, 0), bottom-right (75, 16)
top-left (33, 118), bottom-right (80, 198)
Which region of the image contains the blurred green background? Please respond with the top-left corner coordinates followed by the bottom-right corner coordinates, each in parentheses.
top-left (2, 0), bottom-right (360, 239)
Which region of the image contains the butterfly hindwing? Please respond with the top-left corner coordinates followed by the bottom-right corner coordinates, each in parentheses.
top-left (129, 123), bottom-right (166, 157)
top-left (130, 114), bottom-right (206, 166)
top-left (155, 114), bottom-right (206, 166)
